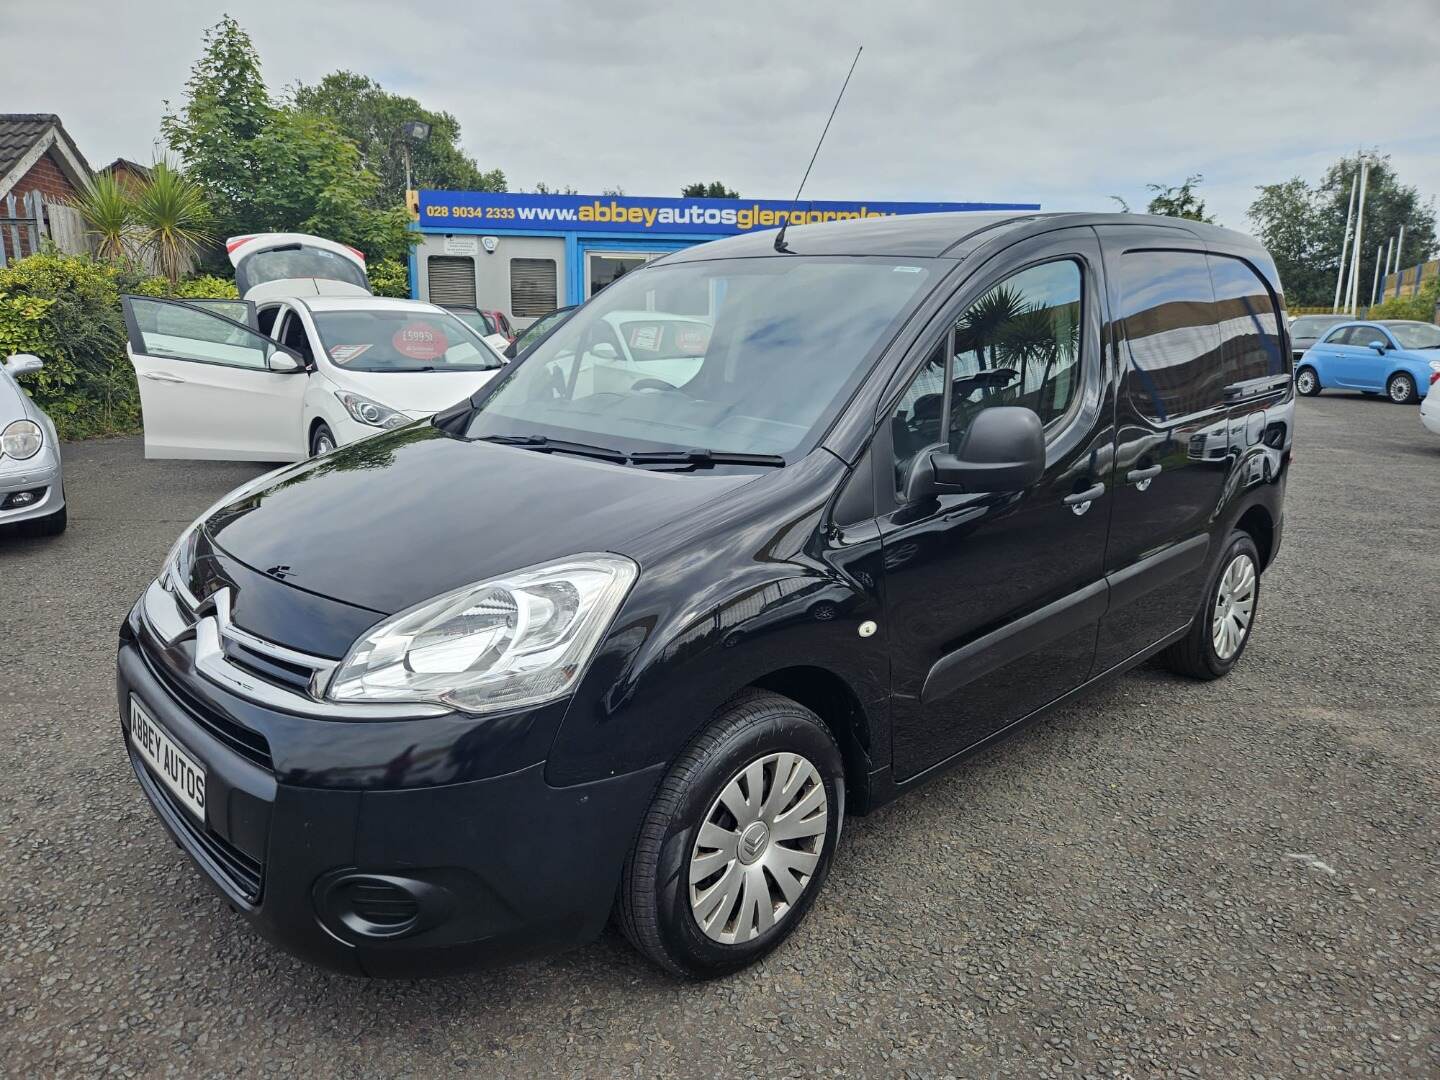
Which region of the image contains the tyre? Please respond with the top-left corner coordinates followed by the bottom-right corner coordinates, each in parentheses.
top-left (310, 423), bottom-right (337, 456)
top-left (1294, 367), bottom-right (1320, 396)
top-left (618, 689), bottom-right (844, 979)
top-left (1386, 372), bottom-right (1418, 404)
top-left (1160, 530), bottom-right (1261, 680)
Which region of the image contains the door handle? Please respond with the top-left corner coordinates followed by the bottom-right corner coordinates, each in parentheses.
top-left (1126, 464), bottom-right (1162, 490)
top-left (1063, 482), bottom-right (1106, 515)
top-left (142, 372), bottom-right (186, 383)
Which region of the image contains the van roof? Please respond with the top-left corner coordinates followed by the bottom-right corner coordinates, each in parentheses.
top-left (657, 211), bottom-right (1265, 263)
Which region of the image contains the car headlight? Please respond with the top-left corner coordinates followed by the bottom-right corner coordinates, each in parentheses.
top-left (327, 554), bottom-right (638, 714)
top-left (335, 390), bottom-right (409, 430)
top-left (1, 419), bottom-right (42, 460)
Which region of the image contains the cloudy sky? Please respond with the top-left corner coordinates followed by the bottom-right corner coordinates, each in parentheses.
top-left (4, 0), bottom-right (1437, 231)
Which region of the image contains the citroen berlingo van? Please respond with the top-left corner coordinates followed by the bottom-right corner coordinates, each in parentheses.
top-left (119, 212), bottom-right (1292, 978)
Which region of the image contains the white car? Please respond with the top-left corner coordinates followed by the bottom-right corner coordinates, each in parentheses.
top-left (1422, 372), bottom-right (1440, 438)
top-left (122, 233), bottom-right (505, 461)
top-left (0, 353), bottom-right (66, 536)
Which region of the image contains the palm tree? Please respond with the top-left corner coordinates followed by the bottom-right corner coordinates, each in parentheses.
top-left (70, 173), bottom-right (137, 260)
top-left (956, 285), bottom-right (1028, 371)
top-left (134, 161), bottom-right (213, 282)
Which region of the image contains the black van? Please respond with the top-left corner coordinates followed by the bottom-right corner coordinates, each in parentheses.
top-left (118, 212), bottom-right (1292, 979)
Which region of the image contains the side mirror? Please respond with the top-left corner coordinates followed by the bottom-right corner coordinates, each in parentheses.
top-left (905, 406), bottom-right (1046, 501)
top-left (503, 341), bottom-right (518, 361)
top-left (591, 342), bottom-right (619, 361)
top-left (267, 347), bottom-right (304, 373)
top-left (4, 353), bottom-right (44, 378)
top-left (1368, 340), bottom-right (1388, 354)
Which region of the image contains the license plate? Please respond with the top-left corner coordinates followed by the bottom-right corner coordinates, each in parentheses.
top-left (130, 696), bottom-right (207, 823)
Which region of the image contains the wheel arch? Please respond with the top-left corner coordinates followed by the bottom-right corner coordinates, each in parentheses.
top-left (748, 666), bottom-right (877, 814)
top-left (1235, 503), bottom-right (1276, 570)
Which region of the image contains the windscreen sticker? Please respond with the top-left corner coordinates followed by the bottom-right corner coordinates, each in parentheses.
top-left (674, 325), bottom-right (711, 354)
top-left (328, 344), bottom-right (372, 365)
top-left (628, 324), bottom-right (662, 352)
top-left (392, 321), bottom-right (446, 361)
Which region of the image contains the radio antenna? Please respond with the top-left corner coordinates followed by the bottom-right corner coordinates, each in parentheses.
top-left (774, 45), bottom-right (863, 253)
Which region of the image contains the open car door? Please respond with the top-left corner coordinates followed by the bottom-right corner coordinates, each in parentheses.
top-left (121, 296), bottom-right (309, 462)
top-left (227, 233), bottom-right (373, 302)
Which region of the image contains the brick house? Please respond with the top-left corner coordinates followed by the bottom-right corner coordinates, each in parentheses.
top-left (0, 113), bottom-right (93, 260)
top-left (99, 157), bottom-right (152, 194)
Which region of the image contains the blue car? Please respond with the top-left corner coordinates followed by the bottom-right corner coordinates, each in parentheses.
top-left (1295, 319), bottom-right (1440, 404)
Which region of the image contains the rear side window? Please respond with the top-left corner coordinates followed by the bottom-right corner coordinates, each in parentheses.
top-left (1206, 255), bottom-right (1287, 382)
top-left (1112, 251), bottom-right (1223, 423)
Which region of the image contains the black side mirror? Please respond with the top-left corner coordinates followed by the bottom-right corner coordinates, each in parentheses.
top-left (1368, 340), bottom-right (1387, 354)
top-left (905, 406), bottom-right (1046, 501)
top-left (504, 341), bottom-right (518, 360)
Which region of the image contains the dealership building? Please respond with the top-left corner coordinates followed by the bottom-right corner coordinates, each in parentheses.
top-left (407, 190), bottom-right (1040, 325)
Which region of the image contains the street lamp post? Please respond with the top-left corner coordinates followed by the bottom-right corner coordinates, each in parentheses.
top-left (400, 119), bottom-right (432, 192)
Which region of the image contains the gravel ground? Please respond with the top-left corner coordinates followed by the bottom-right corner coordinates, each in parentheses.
top-left (2, 395), bottom-right (1437, 1078)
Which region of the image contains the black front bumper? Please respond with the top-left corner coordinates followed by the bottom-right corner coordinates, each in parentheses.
top-left (117, 629), bottom-right (662, 977)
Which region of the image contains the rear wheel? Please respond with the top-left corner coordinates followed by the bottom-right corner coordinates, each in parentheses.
top-left (1294, 367), bottom-right (1320, 396)
top-left (1160, 531), bottom-right (1260, 680)
top-left (310, 423), bottom-right (337, 456)
top-left (1387, 372), bottom-right (1418, 404)
top-left (618, 689), bottom-right (844, 978)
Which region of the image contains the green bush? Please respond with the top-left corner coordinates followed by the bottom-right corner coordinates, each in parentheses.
top-left (1368, 275), bottom-right (1439, 322)
top-left (367, 257), bottom-right (409, 298)
top-left (0, 252), bottom-right (237, 439)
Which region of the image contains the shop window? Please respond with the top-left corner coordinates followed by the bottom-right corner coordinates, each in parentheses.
top-left (427, 256), bottom-right (477, 307)
top-left (511, 258), bottom-right (558, 316)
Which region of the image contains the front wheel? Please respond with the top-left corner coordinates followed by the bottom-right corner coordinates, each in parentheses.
top-left (618, 689), bottom-right (844, 978)
top-left (1160, 531), bottom-right (1261, 680)
top-left (1387, 372), bottom-right (1418, 404)
top-left (1295, 367), bottom-right (1320, 396)
top-left (310, 423), bottom-right (337, 456)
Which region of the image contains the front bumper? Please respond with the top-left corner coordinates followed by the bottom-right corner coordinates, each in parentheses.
top-left (0, 450), bottom-right (62, 526)
top-left (117, 605), bottom-right (662, 977)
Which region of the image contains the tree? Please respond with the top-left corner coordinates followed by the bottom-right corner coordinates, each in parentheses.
top-left (1146, 175), bottom-right (1215, 223)
top-left (133, 161), bottom-right (213, 282)
top-left (291, 71), bottom-right (505, 204)
top-left (682, 181), bottom-right (740, 199)
top-left (161, 18), bottom-right (414, 264)
top-left (1247, 152), bottom-right (1437, 307)
top-left (159, 15), bottom-right (273, 239)
top-left (71, 173), bottom-right (138, 261)
top-left (532, 182), bottom-right (578, 195)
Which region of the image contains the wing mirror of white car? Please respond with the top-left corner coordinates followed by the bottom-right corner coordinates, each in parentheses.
top-left (4, 353), bottom-right (44, 377)
top-left (266, 348), bottom-right (305, 373)
top-left (590, 342), bottom-right (619, 361)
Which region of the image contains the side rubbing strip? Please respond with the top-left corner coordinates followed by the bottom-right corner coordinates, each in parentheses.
top-left (921, 579), bottom-right (1108, 705)
top-left (1106, 534), bottom-right (1210, 611)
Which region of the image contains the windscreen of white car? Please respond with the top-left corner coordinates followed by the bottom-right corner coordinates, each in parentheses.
top-left (1387, 322), bottom-right (1440, 350)
top-left (311, 310), bottom-right (503, 372)
top-left (466, 257), bottom-right (937, 459)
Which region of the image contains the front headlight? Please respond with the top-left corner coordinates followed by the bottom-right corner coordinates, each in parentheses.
top-left (1, 419), bottom-right (42, 460)
top-left (335, 390), bottom-right (409, 430)
top-left (327, 554), bottom-right (637, 714)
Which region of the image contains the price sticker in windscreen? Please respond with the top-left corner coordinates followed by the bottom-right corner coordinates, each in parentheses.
top-left (392, 321), bottom-right (445, 361)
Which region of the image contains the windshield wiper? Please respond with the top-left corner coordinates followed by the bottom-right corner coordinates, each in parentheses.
top-left (626, 449), bottom-right (787, 469)
top-left (477, 434), bottom-right (628, 462)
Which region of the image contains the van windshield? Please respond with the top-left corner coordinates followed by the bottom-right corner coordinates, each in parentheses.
top-left (465, 257), bottom-right (935, 458)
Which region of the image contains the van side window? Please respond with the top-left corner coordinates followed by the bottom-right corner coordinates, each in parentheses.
top-left (1113, 251), bottom-right (1222, 423)
top-left (890, 259), bottom-right (1083, 490)
top-left (1206, 255), bottom-right (1287, 382)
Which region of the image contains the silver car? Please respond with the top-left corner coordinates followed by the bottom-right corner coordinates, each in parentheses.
top-left (1, 353), bottom-right (66, 537)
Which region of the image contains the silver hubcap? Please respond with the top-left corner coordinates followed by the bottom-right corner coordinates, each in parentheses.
top-left (1211, 553), bottom-right (1257, 660)
top-left (1389, 378), bottom-right (1410, 402)
top-left (689, 752), bottom-right (828, 944)
top-left (1297, 371), bottom-right (1315, 393)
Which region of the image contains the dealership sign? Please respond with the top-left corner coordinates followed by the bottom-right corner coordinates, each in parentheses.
top-left (416, 191), bottom-right (1039, 237)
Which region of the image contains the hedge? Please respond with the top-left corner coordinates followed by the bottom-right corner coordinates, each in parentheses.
top-left (0, 253), bottom-right (237, 439)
